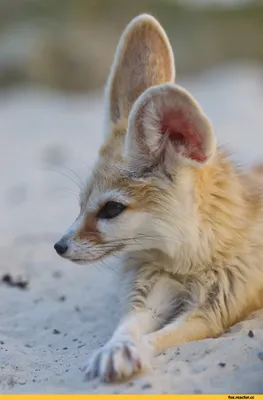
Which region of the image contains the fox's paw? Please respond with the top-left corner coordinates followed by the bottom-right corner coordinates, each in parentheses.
top-left (83, 338), bottom-right (151, 382)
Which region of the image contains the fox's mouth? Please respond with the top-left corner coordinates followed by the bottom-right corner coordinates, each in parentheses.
top-left (69, 243), bottom-right (125, 265)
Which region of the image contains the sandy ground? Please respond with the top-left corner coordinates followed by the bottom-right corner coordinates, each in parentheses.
top-left (1, 62), bottom-right (263, 394)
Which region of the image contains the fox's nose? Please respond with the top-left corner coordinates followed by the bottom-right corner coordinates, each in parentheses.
top-left (54, 241), bottom-right (68, 255)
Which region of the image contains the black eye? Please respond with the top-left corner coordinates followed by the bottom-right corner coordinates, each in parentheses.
top-left (97, 201), bottom-right (126, 219)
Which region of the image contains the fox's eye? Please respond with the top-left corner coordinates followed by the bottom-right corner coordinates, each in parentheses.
top-left (97, 201), bottom-right (126, 219)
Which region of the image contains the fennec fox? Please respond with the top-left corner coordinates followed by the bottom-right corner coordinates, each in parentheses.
top-left (54, 14), bottom-right (263, 382)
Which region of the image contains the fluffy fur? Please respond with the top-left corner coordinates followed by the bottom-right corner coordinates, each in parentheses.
top-left (55, 14), bottom-right (263, 382)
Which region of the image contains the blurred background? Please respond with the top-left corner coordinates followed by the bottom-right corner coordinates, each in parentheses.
top-left (1, 0), bottom-right (263, 91)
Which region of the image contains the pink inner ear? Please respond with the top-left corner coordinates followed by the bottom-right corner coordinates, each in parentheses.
top-left (160, 110), bottom-right (207, 163)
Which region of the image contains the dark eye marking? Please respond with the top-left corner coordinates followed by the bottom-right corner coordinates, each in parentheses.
top-left (97, 201), bottom-right (126, 219)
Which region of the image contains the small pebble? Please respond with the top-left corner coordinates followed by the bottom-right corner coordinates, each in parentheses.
top-left (218, 362), bottom-right (226, 367)
top-left (19, 380), bottom-right (26, 385)
top-left (63, 347), bottom-right (68, 350)
top-left (1, 274), bottom-right (28, 290)
top-left (2, 274), bottom-right (12, 283)
top-left (16, 281), bottom-right (28, 290)
top-left (141, 383), bottom-right (152, 390)
top-left (52, 329), bottom-right (61, 335)
top-left (248, 330), bottom-right (254, 338)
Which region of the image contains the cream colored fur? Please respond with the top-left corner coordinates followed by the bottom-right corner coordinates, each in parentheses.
top-left (55, 14), bottom-right (263, 382)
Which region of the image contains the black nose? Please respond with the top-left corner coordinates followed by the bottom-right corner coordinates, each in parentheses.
top-left (54, 241), bottom-right (68, 255)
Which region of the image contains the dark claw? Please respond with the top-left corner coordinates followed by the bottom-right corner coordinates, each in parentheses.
top-left (104, 352), bottom-right (115, 382)
top-left (136, 359), bottom-right (142, 370)
top-left (92, 352), bottom-right (102, 377)
top-left (123, 344), bottom-right (133, 361)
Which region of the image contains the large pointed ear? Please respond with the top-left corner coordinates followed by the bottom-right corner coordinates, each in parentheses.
top-left (125, 83), bottom-right (216, 172)
top-left (105, 14), bottom-right (175, 127)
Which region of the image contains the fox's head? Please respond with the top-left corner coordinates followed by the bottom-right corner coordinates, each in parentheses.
top-left (54, 14), bottom-right (216, 265)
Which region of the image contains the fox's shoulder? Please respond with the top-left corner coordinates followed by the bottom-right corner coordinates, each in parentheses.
top-left (239, 162), bottom-right (263, 219)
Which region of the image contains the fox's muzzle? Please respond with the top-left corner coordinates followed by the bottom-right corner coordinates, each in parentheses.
top-left (54, 240), bottom-right (68, 255)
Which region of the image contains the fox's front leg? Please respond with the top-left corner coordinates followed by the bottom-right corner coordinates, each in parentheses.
top-left (83, 309), bottom-right (157, 382)
top-left (146, 310), bottom-right (220, 356)
top-left (83, 268), bottom-right (163, 382)
top-left (83, 270), bottom-right (183, 382)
